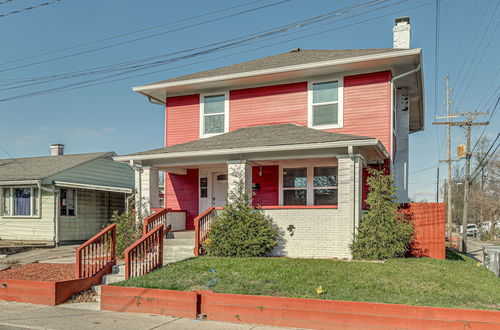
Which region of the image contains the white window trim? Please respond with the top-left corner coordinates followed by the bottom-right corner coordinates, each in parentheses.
top-left (307, 77), bottom-right (344, 129)
top-left (199, 91), bottom-right (229, 138)
top-left (0, 186), bottom-right (41, 218)
top-left (278, 163), bottom-right (338, 206)
top-left (60, 188), bottom-right (78, 218)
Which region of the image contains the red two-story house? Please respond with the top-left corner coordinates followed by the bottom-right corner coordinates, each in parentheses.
top-left (116, 17), bottom-right (424, 259)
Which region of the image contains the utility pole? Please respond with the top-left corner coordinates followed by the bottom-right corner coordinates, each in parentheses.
top-left (433, 111), bottom-right (489, 253)
top-left (436, 167), bottom-right (440, 203)
top-left (434, 76), bottom-right (458, 240)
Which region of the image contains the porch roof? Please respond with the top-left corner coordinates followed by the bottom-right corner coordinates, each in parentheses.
top-left (115, 124), bottom-right (388, 166)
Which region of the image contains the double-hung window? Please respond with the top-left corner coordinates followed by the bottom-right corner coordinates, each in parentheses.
top-left (309, 80), bottom-right (342, 128)
top-left (201, 94), bottom-right (227, 137)
top-left (60, 188), bottom-right (77, 216)
top-left (1, 187), bottom-right (40, 217)
top-left (281, 166), bottom-right (338, 206)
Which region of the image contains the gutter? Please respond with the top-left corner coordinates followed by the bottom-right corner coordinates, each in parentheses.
top-left (133, 49), bottom-right (422, 96)
top-left (390, 64), bottom-right (421, 83)
top-left (114, 139), bottom-right (386, 162)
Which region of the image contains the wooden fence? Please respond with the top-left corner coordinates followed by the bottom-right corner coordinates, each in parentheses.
top-left (125, 224), bottom-right (165, 279)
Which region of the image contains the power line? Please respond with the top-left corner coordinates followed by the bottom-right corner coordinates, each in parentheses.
top-left (471, 96), bottom-right (500, 154)
top-left (0, 0), bottom-right (264, 67)
top-left (0, 0), bottom-right (432, 102)
top-left (0, 0), bottom-right (392, 89)
top-left (0, 0), bottom-right (64, 18)
top-left (0, 144), bottom-right (41, 178)
top-left (470, 134), bottom-right (500, 183)
top-left (0, 0), bottom-right (293, 73)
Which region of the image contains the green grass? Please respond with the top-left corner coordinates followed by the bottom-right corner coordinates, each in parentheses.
top-left (114, 249), bottom-right (500, 311)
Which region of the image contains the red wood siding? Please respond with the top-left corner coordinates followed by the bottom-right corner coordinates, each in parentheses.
top-left (229, 82), bottom-right (307, 130)
top-left (165, 94), bottom-right (200, 146)
top-left (165, 169), bottom-right (199, 230)
top-left (331, 71), bottom-right (392, 154)
top-left (252, 165), bottom-right (279, 207)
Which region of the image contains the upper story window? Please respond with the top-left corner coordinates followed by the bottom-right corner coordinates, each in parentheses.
top-left (1, 187), bottom-right (40, 217)
top-left (201, 93), bottom-right (228, 137)
top-left (308, 79), bottom-right (343, 129)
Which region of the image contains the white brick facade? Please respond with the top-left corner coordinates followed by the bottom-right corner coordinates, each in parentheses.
top-left (135, 166), bottom-right (160, 217)
top-left (264, 155), bottom-right (364, 260)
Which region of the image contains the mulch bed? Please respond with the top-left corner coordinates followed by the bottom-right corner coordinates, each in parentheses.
top-left (0, 263), bottom-right (75, 281)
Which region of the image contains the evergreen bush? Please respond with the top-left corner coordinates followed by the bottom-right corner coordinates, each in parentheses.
top-left (351, 167), bottom-right (414, 260)
top-left (111, 210), bottom-right (142, 257)
top-left (203, 169), bottom-right (280, 257)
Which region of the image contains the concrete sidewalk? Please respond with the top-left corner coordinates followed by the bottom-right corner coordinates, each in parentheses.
top-left (0, 301), bottom-right (297, 330)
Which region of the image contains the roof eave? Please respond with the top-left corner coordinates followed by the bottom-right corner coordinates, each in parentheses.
top-left (133, 48), bottom-right (422, 103)
top-left (114, 139), bottom-right (388, 163)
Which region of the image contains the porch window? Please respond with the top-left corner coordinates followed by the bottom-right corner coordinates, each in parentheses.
top-left (313, 167), bottom-right (338, 205)
top-left (60, 188), bottom-right (77, 216)
top-left (282, 168), bottom-right (307, 205)
top-left (281, 166), bottom-right (338, 206)
top-left (202, 94), bottom-right (226, 136)
top-left (1, 187), bottom-right (40, 217)
top-left (309, 79), bottom-right (342, 128)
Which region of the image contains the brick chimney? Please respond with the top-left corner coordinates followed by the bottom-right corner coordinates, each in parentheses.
top-left (50, 144), bottom-right (64, 156)
top-left (393, 17), bottom-right (411, 49)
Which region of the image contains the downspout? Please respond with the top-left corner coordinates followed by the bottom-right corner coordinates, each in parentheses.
top-left (348, 146), bottom-right (356, 243)
top-left (128, 160), bottom-right (143, 221)
top-left (38, 182), bottom-right (59, 247)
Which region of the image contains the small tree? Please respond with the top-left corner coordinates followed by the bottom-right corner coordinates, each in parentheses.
top-left (111, 210), bottom-right (143, 257)
top-left (203, 169), bottom-right (280, 257)
top-left (351, 168), bottom-right (414, 260)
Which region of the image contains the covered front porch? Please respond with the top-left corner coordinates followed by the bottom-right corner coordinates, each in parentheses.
top-left (116, 124), bottom-right (388, 259)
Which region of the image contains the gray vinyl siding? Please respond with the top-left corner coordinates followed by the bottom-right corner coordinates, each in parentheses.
top-left (45, 157), bottom-right (134, 189)
top-left (59, 189), bottom-right (126, 242)
top-left (0, 187), bottom-right (55, 242)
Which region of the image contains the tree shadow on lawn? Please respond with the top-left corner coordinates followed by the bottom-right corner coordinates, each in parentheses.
top-left (445, 248), bottom-right (466, 261)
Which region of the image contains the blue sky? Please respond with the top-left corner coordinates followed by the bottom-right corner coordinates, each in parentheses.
top-left (0, 0), bottom-right (498, 201)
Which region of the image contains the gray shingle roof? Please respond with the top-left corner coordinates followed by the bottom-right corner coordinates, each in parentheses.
top-left (126, 124), bottom-right (373, 157)
top-left (0, 152), bottom-right (113, 182)
top-left (145, 49), bottom-right (401, 86)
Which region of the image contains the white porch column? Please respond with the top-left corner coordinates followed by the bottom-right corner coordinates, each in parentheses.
top-left (227, 160), bottom-right (252, 202)
top-left (393, 88), bottom-right (410, 203)
top-left (337, 154), bottom-right (364, 259)
top-left (135, 166), bottom-right (160, 218)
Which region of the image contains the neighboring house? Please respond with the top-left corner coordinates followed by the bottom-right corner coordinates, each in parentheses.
top-left (116, 18), bottom-right (424, 259)
top-left (0, 144), bottom-right (134, 244)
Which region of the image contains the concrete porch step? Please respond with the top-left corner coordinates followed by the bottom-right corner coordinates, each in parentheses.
top-left (164, 238), bottom-right (195, 247)
top-left (167, 231), bottom-right (195, 239)
top-left (101, 273), bottom-right (125, 285)
top-left (164, 245), bottom-right (194, 253)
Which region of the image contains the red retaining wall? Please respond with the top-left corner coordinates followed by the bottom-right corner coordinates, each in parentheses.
top-left (100, 285), bottom-right (198, 318)
top-left (0, 262), bottom-right (114, 306)
top-left (405, 203), bottom-right (446, 259)
top-left (100, 286), bottom-right (500, 329)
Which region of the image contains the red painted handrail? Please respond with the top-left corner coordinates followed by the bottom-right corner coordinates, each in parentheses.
top-left (143, 208), bottom-right (187, 236)
top-left (125, 224), bottom-right (168, 279)
top-left (194, 207), bottom-right (220, 256)
top-left (75, 223), bottom-right (116, 278)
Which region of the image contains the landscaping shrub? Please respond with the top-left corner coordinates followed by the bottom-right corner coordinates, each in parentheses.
top-left (111, 210), bottom-right (142, 257)
top-left (351, 168), bottom-right (414, 260)
top-left (203, 169), bottom-right (280, 257)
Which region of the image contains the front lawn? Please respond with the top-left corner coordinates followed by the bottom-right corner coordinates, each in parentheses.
top-left (114, 249), bottom-right (500, 311)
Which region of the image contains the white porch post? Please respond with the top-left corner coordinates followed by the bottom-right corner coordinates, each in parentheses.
top-left (337, 154), bottom-right (364, 259)
top-left (135, 166), bottom-right (160, 219)
top-left (227, 160), bottom-right (252, 203)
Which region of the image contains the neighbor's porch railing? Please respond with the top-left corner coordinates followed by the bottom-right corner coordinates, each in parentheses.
top-left (194, 207), bottom-right (220, 256)
top-left (75, 223), bottom-right (116, 278)
top-left (143, 207), bottom-right (187, 235)
top-left (125, 224), bottom-right (167, 279)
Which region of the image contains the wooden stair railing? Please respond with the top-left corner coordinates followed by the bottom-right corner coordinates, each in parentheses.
top-left (75, 223), bottom-right (116, 278)
top-left (194, 207), bottom-right (220, 256)
top-left (125, 224), bottom-right (169, 279)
